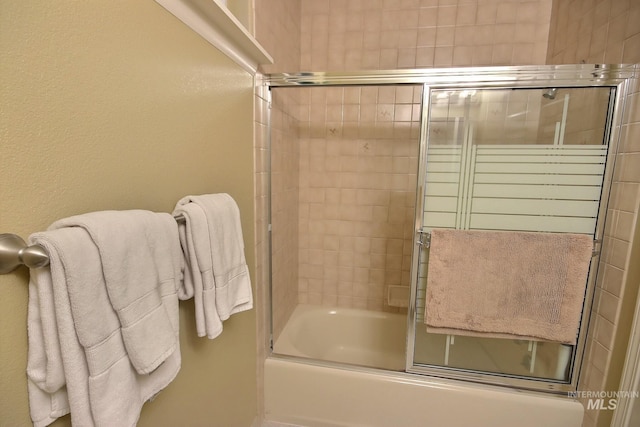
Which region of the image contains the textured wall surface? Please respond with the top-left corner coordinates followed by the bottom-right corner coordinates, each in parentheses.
top-left (0, 1), bottom-right (257, 426)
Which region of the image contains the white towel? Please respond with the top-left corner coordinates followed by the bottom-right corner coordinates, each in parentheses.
top-left (50, 210), bottom-right (182, 375)
top-left (27, 228), bottom-right (181, 427)
top-left (27, 265), bottom-right (70, 427)
top-left (173, 193), bottom-right (253, 339)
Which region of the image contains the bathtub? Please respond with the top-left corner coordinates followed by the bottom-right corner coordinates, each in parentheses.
top-left (272, 304), bottom-right (407, 371)
top-left (265, 304), bottom-right (584, 427)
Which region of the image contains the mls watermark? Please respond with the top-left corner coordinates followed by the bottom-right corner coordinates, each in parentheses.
top-left (568, 390), bottom-right (640, 410)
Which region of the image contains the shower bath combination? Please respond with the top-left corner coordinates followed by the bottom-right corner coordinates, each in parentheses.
top-left (263, 64), bottom-right (638, 427)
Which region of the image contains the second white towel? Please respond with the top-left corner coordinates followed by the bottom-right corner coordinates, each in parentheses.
top-left (173, 193), bottom-right (253, 339)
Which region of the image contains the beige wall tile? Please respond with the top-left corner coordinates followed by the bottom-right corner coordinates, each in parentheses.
top-left (259, 4), bottom-right (640, 426)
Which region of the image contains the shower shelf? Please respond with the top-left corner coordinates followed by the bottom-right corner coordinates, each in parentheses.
top-left (387, 285), bottom-right (410, 308)
top-left (154, 0), bottom-right (273, 73)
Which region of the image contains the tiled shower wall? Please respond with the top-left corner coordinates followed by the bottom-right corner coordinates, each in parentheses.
top-left (255, 1), bottom-right (640, 425)
top-left (255, 1), bottom-right (302, 341)
top-left (429, 87), bottom-right (610, 147)
top-left (301, 0), bottom-right (552, 70)
top-left (547, 1), bottom-right (640, 426)
top-left (538, 87), bottom-right (611, 146)
top-left (546, 0), bottom-right (640, 64)
top-left (267, 88), bottom-right (301, 336)
top-left (296, 0), bottom-right (553, 311)
top-left (254, 1), bottom-right (301, 420)
top-left (295, 85), bottom-right (422, 311)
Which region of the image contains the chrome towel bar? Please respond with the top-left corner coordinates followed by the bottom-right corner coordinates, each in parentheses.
top-left (0, 214), bottom-right (186, 274)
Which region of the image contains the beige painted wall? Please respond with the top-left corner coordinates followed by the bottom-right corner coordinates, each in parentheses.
top-left (0, 1), bottom-right (257, 426)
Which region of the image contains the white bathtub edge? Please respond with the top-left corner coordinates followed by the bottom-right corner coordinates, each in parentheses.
top-left (264, 357), bottom-right (584, 427)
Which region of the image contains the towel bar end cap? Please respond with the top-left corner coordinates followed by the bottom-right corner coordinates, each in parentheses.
top-left (0, 233), bottom-right (49, 274)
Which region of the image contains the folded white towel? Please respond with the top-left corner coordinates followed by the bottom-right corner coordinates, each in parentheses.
top-left (27, 264), bottom-right (70, 427)
top-left (27, 228), bottom-right (181, 427)
top-left (50, 210), bottom-right (182, 375)
top-left (175, 202), bottom-right (222, 338)
top-left (173, 194), bottom-right (253, 338)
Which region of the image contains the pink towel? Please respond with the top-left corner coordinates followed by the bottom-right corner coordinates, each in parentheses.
top-left (425, 229), bottom-right (593, 344)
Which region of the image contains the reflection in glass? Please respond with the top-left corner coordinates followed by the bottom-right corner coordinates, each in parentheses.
top-left (414, 86), bottom-right (613, 382)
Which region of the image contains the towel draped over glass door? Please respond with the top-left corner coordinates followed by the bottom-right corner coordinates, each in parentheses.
top-left (410, 85), bottom-right (614, 387)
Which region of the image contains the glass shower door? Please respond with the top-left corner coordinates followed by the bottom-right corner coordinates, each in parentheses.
top-left (408, 85), bottom-right (615, 390)
top-left (269, 83), bottom-right (424, 371)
